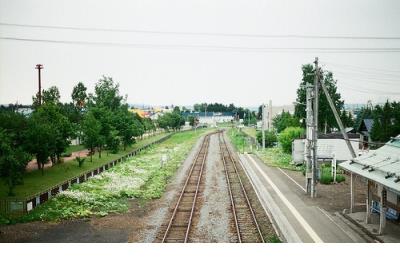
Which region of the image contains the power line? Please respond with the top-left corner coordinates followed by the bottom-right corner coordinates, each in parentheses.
top-left (321, 61), bottom-right (400, 74)
top-left (2, 22), bottom-right (400, 40)
top-left (2, 36), bottom-right (400, 53)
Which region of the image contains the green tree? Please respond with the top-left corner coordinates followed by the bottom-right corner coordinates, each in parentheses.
top-left (71, 82), bottom-right (87, 110)
top-left (32, 86), bottom-right (61, 108)
top-left (90, 76), bottom-right (123, 111)
top-left (256, 130), bottom-right (277, 147)
top-left (81, 111), bottom-right (101, 162)
top-left (0, 130), bottom-right (31, 196)
top-left (278, 127), bottom-right (305, 153)
top-left (272, 111), bottom-right (300, 133)
top-left (370, 101), bottom-right (394, 142)
top-left (294, 64), bottom-right (344, 133)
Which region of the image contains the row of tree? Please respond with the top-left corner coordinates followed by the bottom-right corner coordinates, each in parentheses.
top-left (0, 76), bottom-right (157, 195)
top-left (356, 101), bottom-right (400, 143)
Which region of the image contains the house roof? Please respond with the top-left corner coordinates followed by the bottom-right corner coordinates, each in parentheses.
top-left (339, 135), bottom-right (400, 194)
top-left (360, 119), bottom-right (374, 133)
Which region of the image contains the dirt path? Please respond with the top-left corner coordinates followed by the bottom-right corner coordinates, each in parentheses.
top-left (26, 149), bottom-right (89, 172)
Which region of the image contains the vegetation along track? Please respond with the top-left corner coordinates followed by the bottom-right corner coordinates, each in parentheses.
top-left (219, 132), bottom-right (265, 243)
top-left (160, 132), bottom-right (215, 243)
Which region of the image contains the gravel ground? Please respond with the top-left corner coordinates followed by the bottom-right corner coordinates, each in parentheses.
top-left (277, 167), bottom-right (367, 213)
top-left (190, 134), bottom-right (236, 243)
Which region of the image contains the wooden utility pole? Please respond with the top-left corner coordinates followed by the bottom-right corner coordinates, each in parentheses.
top-left (310, 57), bottom-right (319, 198)
top-left (319, 79), bottom-right (357, 158)
top-left (305, 84), bottom-right (313, 194)
top-left (261, 103), bottom-right (266, 149)
top-left (35, 64), bottom-right (43, 106)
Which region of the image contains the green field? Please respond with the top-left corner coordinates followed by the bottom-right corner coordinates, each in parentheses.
top-left (0, 133), bottom-right (169, 199)
top-left (5, 129), bottom-right (211, 223)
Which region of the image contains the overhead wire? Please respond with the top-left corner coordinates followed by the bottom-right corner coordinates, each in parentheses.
top-left (2, 22), bottom-right (400, 40)
top-left (2, 36), bottom-right (400, 54)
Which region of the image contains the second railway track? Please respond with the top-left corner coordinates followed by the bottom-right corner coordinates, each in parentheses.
top-left (219, 132), bottom-right (265, 243)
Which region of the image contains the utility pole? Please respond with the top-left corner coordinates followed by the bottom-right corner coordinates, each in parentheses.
top-left (261, 103), bottom-right (266, 149)
top-left (35, 64), bottom-right (43, 106)
top-left (305, 84), bottom-right (313, 195)
top-left (319, 75), bottom-right (357, 158)
top-left (310, 57), bottom-right (319, 198)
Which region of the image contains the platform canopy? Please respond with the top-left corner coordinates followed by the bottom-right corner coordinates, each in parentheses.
top-left (340, 135), bottom-right (400, 195)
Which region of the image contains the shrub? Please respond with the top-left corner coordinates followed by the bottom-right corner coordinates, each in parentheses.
top-left (256, 130), bottom-right (277, 147)
top-left (278, 127), bottom-right (304, 153)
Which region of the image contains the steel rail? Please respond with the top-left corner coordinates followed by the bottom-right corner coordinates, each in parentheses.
top-left (219, 133), bottom-right (242, 242)
top-left (161, 133), bottom-right (211, 243)
top-left (220, 133), bottom-right (265, 243)
top-left (184, 136), bottom-right (209, 242)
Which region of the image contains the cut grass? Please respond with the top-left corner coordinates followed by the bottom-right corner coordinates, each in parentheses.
top-left (6, 129), bottom-right (211, 223)
top-left (0, 133), bottom-right (169, 199)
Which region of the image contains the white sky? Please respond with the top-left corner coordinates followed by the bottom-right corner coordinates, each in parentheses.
top-left (0, 0), bottom-right (400, 107)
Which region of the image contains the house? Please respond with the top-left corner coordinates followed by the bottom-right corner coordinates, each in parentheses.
top-left (358, 119), bottom-right (374, 149)
top-left (340, 135), bottom-right (400, 234)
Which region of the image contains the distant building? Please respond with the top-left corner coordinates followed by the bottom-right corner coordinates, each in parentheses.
top-left (182, 111), bottom-right (234, 125)
top-left (292, 133), bottom-right (361, 165)
top-left (358, 119), bottom-right (374, 149)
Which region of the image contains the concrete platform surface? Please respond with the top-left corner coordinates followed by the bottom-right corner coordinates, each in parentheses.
top-left (239, 153), bottom-right (370, 243)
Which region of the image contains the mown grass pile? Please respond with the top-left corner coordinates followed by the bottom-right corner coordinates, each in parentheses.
top-left (9, 130), bottom-right (207, 223)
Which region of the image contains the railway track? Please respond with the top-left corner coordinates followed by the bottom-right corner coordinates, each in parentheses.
top-left (219, 132), bottom-right (265, 243)
top-left (160, 133), bottom-right (211, 243)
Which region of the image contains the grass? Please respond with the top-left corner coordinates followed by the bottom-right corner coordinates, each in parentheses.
top-left (319, 165), bottom-right (345, 184)
top-left (256, 147), bottom-right (304, 172)
top-left (228, 128), bottom-right (303, 172)
top-left (242, 127), bottom-right (257, 138)
top-left (2, 129), bottom-right (211, 224)
top-left (0, 133), bottom-right (169, 199)
top-left (64, 144), bottom-right (86, 154)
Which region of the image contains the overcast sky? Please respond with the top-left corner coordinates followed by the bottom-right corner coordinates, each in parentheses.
top-left (1, 0), bottom-right (400, 107)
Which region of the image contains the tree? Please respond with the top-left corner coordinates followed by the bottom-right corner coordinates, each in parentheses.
top-left (32, 86), bottom-right (61, 108)
top-left (90, 76), bottom-right (123, 111)
top-left (0, 130), bottom-right (31, 196)
top-left (294, 64), bottom-right (344, 133)
top-left (370, 101), bottom-right (395, 142)
top-left (272, 111), bottom-right (300, 133)
top-left (278, 127), bottom-right (305, 153)
top-left (71, 82), bottom-right (87, 110)
top-left (81, 111), bottom-right (101, 162)
top-left (25, 113), bottom-right (53, 173)
top-left (256, 130), bottom-right (277, 147)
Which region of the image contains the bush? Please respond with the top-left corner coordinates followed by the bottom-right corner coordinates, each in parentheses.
top-left (256, 130), bottom-right (277, 147)
top-left (61, 152), bottom-right (72, 157)
top-left (319, 165), bottom-right (346, 184)
top-left (278, 127), bottom-right (304, 153)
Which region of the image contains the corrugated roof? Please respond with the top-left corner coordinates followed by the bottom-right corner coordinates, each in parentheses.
top-left (339, 135), bottom-right (400, 194)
